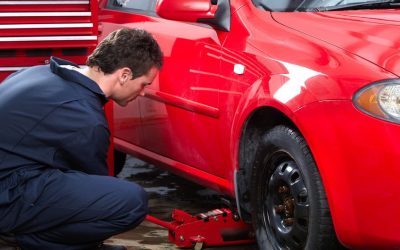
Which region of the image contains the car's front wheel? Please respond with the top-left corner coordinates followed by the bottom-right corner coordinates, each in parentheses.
top-left (251, 125), bottom-right (342, 250)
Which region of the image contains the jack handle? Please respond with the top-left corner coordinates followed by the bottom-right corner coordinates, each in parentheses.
top-left (145, 215), bottom-right (175, 231)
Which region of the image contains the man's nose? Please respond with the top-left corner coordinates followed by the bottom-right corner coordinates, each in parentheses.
top-left (140, 89), bottom-right (145, 96)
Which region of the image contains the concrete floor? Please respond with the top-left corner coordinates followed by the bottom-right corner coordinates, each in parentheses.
top-left (107, 156), bottom-right (258, 250)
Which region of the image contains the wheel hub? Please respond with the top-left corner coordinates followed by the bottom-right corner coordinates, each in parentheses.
top-left (278, 196), bottom-right (295, 225)
top-left (264, 160), bottom-right (310, 249)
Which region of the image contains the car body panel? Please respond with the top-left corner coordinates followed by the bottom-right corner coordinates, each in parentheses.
top-left (138, 20), bottom-right (227, 177)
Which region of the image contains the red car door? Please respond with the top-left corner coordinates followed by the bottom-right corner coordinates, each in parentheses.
top-left (139, 16), bottom-right (227, 177)
top-left (99, 0), bottom-right (228, 178)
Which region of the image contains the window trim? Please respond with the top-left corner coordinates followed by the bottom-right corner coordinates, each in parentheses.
top-left (105, 0), bottom-right (158, 16)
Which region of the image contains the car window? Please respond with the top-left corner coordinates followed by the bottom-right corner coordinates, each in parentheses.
top-left (252, 0), bottom-right (399, 11)
top-left (253, 0), bottom-right (304, 11)
top-left (107, 0), bottom-right (157, 13)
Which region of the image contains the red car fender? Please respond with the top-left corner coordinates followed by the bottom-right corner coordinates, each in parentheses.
top-left (228, 75), bottom-right (315, 186)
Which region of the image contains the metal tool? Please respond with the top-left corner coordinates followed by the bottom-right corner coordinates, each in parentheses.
top-left (145, 208), bottom-right (255, 249)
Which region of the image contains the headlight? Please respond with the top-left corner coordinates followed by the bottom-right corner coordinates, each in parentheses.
top-left (353, 79), bottom-right (400, 123)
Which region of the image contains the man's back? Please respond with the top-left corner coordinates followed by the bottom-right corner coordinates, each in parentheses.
top-left (0, 57), bottom-right (109, 177)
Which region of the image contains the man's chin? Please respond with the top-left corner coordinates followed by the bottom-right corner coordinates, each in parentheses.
top-left (115, 101), bottom-right (128, 107)
top-left (116, 97), bottom-right (136, 107)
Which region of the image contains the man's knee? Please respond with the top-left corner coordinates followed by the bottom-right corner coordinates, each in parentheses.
top-left (112, 181), bottom-right (148, 228)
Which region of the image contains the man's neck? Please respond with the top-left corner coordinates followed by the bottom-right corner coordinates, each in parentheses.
top-left (81, 66), bottom-right (114, 97)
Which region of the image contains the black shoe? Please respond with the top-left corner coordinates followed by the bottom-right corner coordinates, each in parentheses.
top-left (0, 234), bottom-right (18, 247)
top-left (97, 243), bottom-right (127, 250)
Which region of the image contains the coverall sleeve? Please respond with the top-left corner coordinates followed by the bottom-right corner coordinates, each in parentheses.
top-left (56, 124), bottom-right (110, 175)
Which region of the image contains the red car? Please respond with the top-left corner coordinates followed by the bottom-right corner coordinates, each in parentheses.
top-left (99, 0), bottom-right (400, 249)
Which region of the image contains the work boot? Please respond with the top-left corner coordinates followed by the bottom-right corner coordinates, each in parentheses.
top-left (97, 243), bottom-right (127, 250)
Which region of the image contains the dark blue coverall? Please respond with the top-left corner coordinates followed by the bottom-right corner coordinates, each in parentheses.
top-left (0, 57), bottom-right (148, 250)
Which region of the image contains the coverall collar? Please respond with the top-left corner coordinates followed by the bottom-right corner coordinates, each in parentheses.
top-left (49, 57), bottom-right (108, 105)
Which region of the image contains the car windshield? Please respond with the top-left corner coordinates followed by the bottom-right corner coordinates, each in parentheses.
top-left (252, 0), bottom-right (400, 11)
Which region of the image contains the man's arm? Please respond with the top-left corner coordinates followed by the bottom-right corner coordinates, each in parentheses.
top-left (55, 124), bottom-right (110, 175)
top-left (48, 101), bottom-right (110, 175)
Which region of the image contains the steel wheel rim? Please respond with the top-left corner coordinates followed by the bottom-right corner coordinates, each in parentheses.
top-left (262, 151), bottom-right (310, 249)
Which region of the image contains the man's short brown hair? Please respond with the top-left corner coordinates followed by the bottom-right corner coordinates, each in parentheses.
top-left (86, 28), bottom-right (163, 79)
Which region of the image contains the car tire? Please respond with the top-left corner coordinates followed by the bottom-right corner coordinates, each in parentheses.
top-left (250, 125), bottom-right (342, 250)
top-left (114, 150), bottom-right (127, 176)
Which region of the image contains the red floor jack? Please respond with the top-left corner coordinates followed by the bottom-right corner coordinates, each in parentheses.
top-left (145, 208), bottom-right (255, 249)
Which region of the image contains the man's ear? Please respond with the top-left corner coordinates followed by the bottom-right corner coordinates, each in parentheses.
top-left (117, 67), bottom-right (131, 85)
